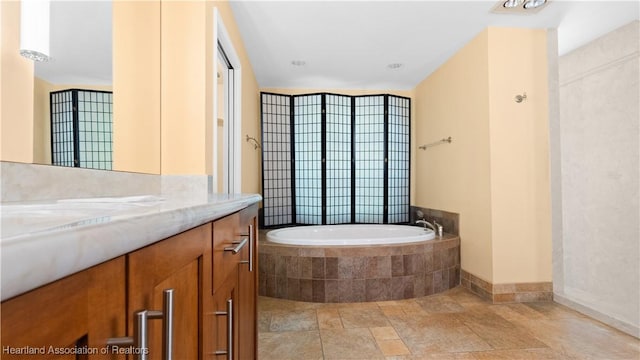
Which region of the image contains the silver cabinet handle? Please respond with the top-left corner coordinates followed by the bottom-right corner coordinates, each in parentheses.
top-left (248, 224), bottom-right (254, 272)
top-left (106, 309), bottom-right (150, 360)
top-left (163, 289), bottom-right (174, 360)
top-left (147, 288), bottom-right (173, 360)
top-left (240, 225), bottom-right (254, 272)
top-left (138, 310), bottom-right (151, 360)
top-left (226, 298), bottom-right (233, 360)
top-left (106, 288), bottom-right (174, 360)
top-left (214, 298), bottom-right (233, 359)
top-left (224, 237), bottom-right (248, 254)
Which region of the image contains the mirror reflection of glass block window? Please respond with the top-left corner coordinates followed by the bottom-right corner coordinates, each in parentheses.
top-left (50, 89), bottom-right (113, 170)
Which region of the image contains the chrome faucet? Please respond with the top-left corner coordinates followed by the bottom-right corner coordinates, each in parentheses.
top-left (415, 219), bottom-right (436, 232)
top-left (433, 220), bottom-right (444, 238)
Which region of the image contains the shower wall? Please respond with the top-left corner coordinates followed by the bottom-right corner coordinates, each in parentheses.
top-left (553, 20), bottom-right (639, 337)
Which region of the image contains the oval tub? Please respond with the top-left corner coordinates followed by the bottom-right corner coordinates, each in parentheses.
top-left (266, 224), bottom-right (435, 246)
top-left (259, 224), bottom-right (460, 303)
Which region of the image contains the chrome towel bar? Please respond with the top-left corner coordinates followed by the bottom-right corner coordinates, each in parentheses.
top-left (418, 136), bottom-right (452, 150)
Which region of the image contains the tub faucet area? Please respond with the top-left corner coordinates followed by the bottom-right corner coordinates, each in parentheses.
top-left (416, 219), bottom-right (435, 231)
top-left (416, 219), bottom-right (443, 237)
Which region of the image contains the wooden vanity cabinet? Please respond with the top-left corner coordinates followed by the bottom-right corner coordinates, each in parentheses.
top-left (0, 224), bottom-right (211, 360)
top-left (127, 223), bottom-right (211, 359)
top-left (0, 205), bottom-right (258, 360)
top-left (0, 257), bottom-right (127, 360)
top-left (207, 204), bottom-right (258, 360)
top-left (237, 204), bottom-right (258, 360)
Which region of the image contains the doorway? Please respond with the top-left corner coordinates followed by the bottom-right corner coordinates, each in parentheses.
top-left (212, 8), bottom-right (241, 194)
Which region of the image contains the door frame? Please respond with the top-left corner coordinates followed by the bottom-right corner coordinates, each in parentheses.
top-left (213, 8), bottom-right (242, 193)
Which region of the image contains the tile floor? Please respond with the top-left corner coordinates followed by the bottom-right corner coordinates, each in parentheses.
top-left (258, 287), bottom-right (640, 359)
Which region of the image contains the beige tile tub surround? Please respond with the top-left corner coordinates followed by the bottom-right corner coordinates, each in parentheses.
top-left (461, 270), bottom-right (553, 304)
top-left (259, 234), bottom-right (461, 302)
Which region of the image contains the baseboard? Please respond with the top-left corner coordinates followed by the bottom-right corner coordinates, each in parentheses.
top-left (461, 269), bottom-right (553, 303)
top-left (553, 293), bottom-right (639, 339)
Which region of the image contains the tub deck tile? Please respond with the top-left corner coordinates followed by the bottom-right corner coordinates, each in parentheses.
top-left (260, 236), bottom-right (460, 303)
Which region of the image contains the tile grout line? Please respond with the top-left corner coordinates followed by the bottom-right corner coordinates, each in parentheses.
top-left (316, 308), bottom-right (327, 359)
top-left (383, 302), bottom-right (415, 357)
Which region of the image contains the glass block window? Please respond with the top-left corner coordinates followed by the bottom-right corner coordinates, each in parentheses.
top-left (50, 89), bottom-right (112, 170)
top-left (326, 94), bottom-right (352, 224)
top-left (261, 93), bottom-right (293, 227)
top-left (354, 96), bottom-right (385, 224)
top-left (260, 92), bottom-right (410, 227)
top-left (294, 95), bottom-right (323, 225)
top-left (387, 96), bottom-right (410, 223)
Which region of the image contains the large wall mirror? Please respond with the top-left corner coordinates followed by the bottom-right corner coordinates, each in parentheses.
top-left (32, 1), bottom-right (113, 168)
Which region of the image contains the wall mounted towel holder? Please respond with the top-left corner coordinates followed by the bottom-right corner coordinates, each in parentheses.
top-left (245, 135), bottom-right (261, 150)
top-left (418, 136), bottom-right (452, 150)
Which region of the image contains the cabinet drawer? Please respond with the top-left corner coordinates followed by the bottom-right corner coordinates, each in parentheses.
top-left (212, 213), bottom-right (248, 292)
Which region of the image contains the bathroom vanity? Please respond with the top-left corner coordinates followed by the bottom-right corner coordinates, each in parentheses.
top-left (0, 176), bottom-right (260, 359)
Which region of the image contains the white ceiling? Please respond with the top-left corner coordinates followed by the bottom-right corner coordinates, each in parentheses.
top-left (34, 0), bottom-right (112, 85)
top-left (35, 1), bottom-right (638, 89)
top-left (229, 0), bottom-right (640, 90)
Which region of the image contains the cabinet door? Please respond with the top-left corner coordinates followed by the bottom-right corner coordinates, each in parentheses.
top-left (207, 267), bottom-right (239, 360)
top-left (127, 224), bottom-right (210, 359)
top-left (238, 204), bottom-right (258, 360)
top-left (0, 257), bottom-right (126, 360)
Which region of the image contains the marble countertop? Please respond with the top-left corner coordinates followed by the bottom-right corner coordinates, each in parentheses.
top-left (0, 192), bottom-right (262, 301)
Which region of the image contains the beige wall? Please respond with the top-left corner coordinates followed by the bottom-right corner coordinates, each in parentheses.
top-left (112, 0), bottom-right (262, 191)
top-left (487, 28), bottom-right (552, 284)
top-left (414, 30), bottom-right (494, 283)
top-left (160, 1), bottom-right (208, 174)
top-left (113, 1), bottom-right (161, 174)
top-left (33, 77), bottom-right (55, 165)
top-left (413, 28), bottom-right (552, 285)
top-left (1, 1), bottom-right (34, 163)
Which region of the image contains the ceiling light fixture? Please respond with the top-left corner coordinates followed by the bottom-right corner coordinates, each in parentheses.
top-left (503, 0), bottom-right (524, 8)
top-left (523, 0), bottom-right (547, 9)
top-left (387, 63), bottom-right (403, 70)
top-left (291, 60), bottom-right (306, 66)
top-left (20, 0), bottom-right (51, 62)
top-left (493, 0), bottom-right (550, 13)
